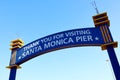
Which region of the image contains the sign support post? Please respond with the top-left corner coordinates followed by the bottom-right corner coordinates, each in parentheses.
top-left (7, 65), bottom-right (21, 80)
top-left (93, 12), bottom-right (120, 80)
top-left (107, 45), bottom-right (120, 79)
top-left (6, 39), bottom-right (24, 80)
top-left (9, 67), bottom-right (17, 80)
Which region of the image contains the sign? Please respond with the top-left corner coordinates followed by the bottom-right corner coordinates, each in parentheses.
top-left (8, 12), bottom-right (120, 80)
top-left (15, 27), bottom-right (108, 65)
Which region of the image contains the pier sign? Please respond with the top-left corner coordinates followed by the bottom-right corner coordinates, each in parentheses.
top-left (15, 27), bottom-right (107, 65)
top-left (8, 12), bottom-right (120, 80)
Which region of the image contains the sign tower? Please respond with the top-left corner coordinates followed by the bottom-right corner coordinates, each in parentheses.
top-left (93, 12), bottom-right (120, 80)
top-left (7, 39), bottom-right (24, 80)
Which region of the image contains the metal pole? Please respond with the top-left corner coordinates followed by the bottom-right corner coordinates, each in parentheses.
top-left (107, 45), bottom-right (120, 80)
top-left (9, 67), bottom-right (17, 80)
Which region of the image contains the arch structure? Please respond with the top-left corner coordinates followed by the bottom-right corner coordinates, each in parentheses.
top-left (14, 26), bottom-right (114, 65)
top-left (8, 12), bottom-right (120, 80)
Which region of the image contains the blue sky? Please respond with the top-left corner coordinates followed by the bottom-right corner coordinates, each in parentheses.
top-left (0, 0), bottom-right (120, 80)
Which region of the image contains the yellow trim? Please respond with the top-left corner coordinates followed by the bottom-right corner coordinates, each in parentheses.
top-left (94, 20), bottom-right (110, 27)
top-left (10, 42), bottom-right (24, 46)
top-left (10, 39), bottom-right (24, 50)
top-left (6, 65), bottom-right (21, 69)
top-left (93, 12), bottom-right (107, 19)
top-left (101, 42), bottom-right (118, 50)
top-left (92, 12), bottom-right (110, 27)
top-left (10, 45), bottom-right (22, 50)
top-left (11, 39), bottom-right (24, 44)
top-left (93, 16), bottom-right (108, 23)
